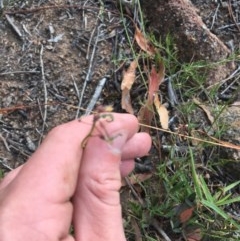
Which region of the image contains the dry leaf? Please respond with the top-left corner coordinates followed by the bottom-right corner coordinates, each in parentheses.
top-left (193, 98), bottom-right (215, 124)
top-left (138, 104), bottom-right (154, 133)
top-left (131, 218), bottom-right (142, 241)
top-left (138, 63), bottom-right (165, 132)
top-left (183, 227), bottom-right (202, 241)
top-left (179, 207), bottom-right (194, 224)
top-left (154, 95), bottom-right (169, 129)
top-left (148, 64), bottom-right (165, 103)
top-left (121, 60), bottom-right (137, 90)
top-left (121, 60), bottom-right (138, 114)
top-left (134, 26), bottom-right (155, 55)
top-left (121, 88), bottom-right (134, 114)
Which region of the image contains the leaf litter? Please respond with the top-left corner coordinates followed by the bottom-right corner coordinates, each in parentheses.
top-left (134, 26), bottom-right (156, 56)
top-left (138, 62), bottom-right (169, 132)
top-left (1, 2), bottom-right (240, 240)
top-left (121, 60), bottom-right (138, 114)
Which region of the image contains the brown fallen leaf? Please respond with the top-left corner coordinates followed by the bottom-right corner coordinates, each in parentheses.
top-left (148, 63), bottom-right (165, 104)
top-left (121, 88), bottom-right (134, 114)
top-left (121, 60), bottom-right (138, 114)
top-left (138, 63), bottom-right (165, 132)
top-left (154, 95), bottom-right (169, 129)
top-left (131, 218), bottom-right (142, 241)
top-left (138, 104), bottom-right (154, 133)
top-left (135, 26), bottom-right (155, 56)
top-left (179, 207), bottom-right (194, 224)
top-left (183, 227), bottom-right (202, 241)
top-left (193, 98), bottom-right (215, 124)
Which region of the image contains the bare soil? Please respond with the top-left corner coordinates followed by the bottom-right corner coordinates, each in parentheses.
top-left (0, 0), bottom-right (240, 240)
top-left (0, 0), bottom-right (124, 168)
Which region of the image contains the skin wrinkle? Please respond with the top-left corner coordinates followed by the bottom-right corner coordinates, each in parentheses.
top-left (85, 175), bottom-right (121, 206)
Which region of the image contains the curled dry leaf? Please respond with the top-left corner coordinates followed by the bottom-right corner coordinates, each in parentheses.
top-left (121, 60), bottom-right (138, 114)
top-left (135, 26), bottom-right (155, 56)
top-left (154, 95), bottom-right (169, 130)
top-left (193, 98), bottom-right (215, 124)
top-left (138, 63), bottom-right (165, 132)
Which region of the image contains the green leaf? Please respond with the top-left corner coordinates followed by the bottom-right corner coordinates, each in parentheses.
top-left (201, 200), bottom-right (240, 230)
top-left (199, 175), bottom-right (214, 202)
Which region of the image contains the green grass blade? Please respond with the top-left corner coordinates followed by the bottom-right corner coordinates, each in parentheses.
top-left (199, 175), bottom-right (214, 202)
top-left (216, 195), bottom-right (240, 206)
top-left (222, 180), bottom-right (240, 192)
top-left (201, 199), bottom-right (240, 230)
top-left (189, 148), bottom-right (202, 199)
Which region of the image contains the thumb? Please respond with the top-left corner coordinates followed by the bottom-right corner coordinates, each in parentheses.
top-left (76, 130), bottom-right (129, 205)
top-left (72, 115), bottom-right (139, 241)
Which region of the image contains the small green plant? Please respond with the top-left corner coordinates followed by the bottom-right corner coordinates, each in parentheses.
top-left (0, 168), bottom-right (3, 179)
top-left (117, 1), bottom-right (240, 240)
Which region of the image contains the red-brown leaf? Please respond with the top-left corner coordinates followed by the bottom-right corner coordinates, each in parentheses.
top-left (135, 27), bottom-right (155, 56)
top-left (148, 63), bottom-right (165, 104)
top-left (121, 60), bottom-right (138, 114)
top-left (184, 228), bottom-right (202, 241)
top-left (138, 62), bottom-right (165, 132)
top-left (179, 207), bottom-right (194, 224)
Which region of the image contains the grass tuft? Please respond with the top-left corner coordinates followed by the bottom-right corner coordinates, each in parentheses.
top-left (119, 1), bottom-right (240, 240)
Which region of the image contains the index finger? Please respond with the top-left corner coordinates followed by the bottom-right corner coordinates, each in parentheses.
top-left (2, 113), bottom-right (139, 203)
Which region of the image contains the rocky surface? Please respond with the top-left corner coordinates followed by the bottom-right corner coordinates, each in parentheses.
top-left (141, 0), bottom-right (236, 86)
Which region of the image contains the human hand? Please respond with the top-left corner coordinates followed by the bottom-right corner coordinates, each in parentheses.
top-left (0, 113), bottom-right (151, 241)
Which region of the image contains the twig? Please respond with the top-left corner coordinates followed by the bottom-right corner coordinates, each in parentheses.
top-left (151, 218), bottom-right (172, 241)
top-left (124, 176), bottom-right (144, 205)
top-left (3, 4), bottom-right (100, 15)
top-left (75, 23), bottom-right (103, 118)
top-left (72, 75), bottom-right (80, 100)
top-left (210, 3), bottom-right (220, 30)
top-left (38, 45), bottom-right (48, 145)
top-left (85, 77), bottom-right (107, 115)
top-left (220, 74), bottom-right (240, 96)
top-left (0, 158), bottom-right (13, 171)
top-left (218, 22), bottom-right (240, 30)
top-left (81, 107), bottom-right (114, 148)
top-left (33, 15), bottom-right (44, 32)
top-left (82, 0), bottom-right (90, 29)
top-left (86, 25), bottom-right (98, 60)
top-left (22, 23), bottom-right (32, 36)
top-left (5, 14), bottom-right (23, 40)
top-left (207, 65), bottom-right (240, 89)
top-left (167, 77), bottom-right (179, 106)
top-left (139, 123), bottom-right (240, 150)
top-left (0, 70), bottom-right (40, 76)
top-left (6, 137), bottom-right (30, 157)
top-left (86, 21), bottom-right (97, 60)
top-left (227, 0), bottom-right (240, 32)
top-left (0, 134), bottom-right (10, 152)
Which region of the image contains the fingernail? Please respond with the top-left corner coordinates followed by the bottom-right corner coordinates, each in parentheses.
top-left (109, 131), bottom-right (128, 154)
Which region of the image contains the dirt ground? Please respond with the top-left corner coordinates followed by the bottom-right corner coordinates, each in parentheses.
top-left (0, 0), bottom-right (127, 168)
top-left (0, 0), bottom-right (239, 167)
top-left (0, 0), bottom-right (240, 240)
